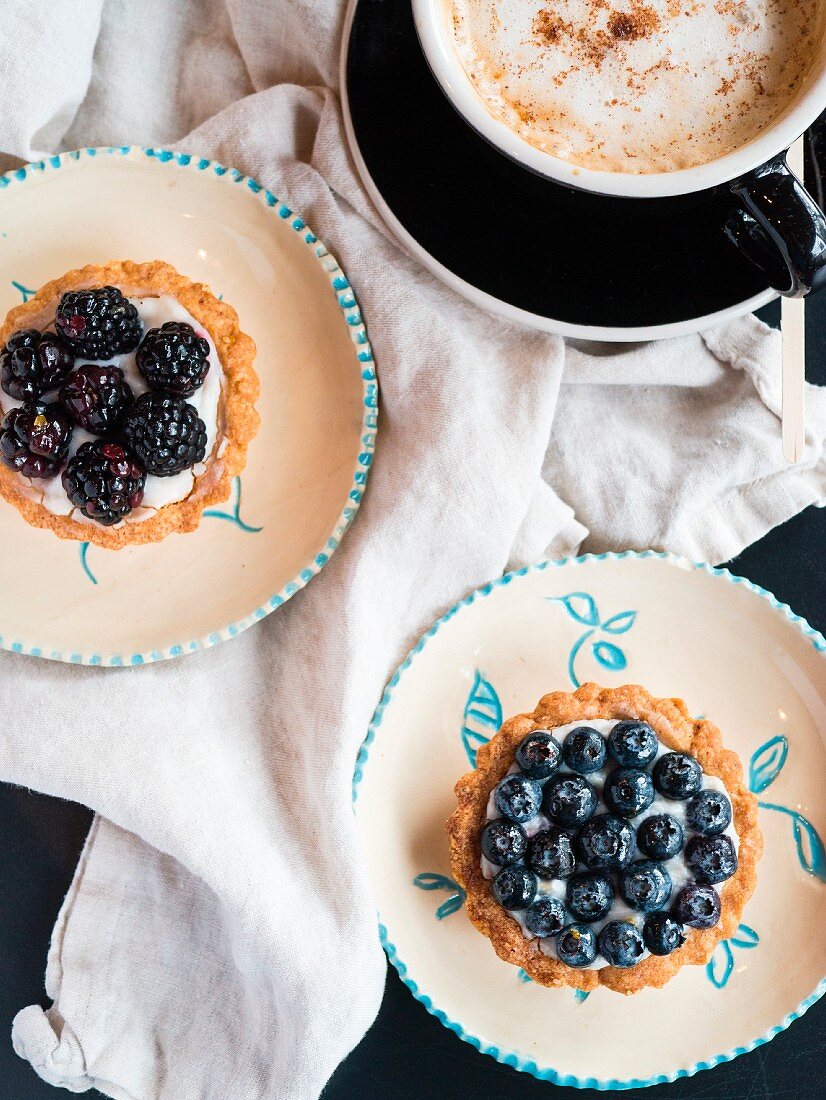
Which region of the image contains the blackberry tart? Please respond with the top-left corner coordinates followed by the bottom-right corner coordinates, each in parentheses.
top-left (447, 683), bottom-right (762, 994)
top-left (0, 260), bottom-right (259, 548)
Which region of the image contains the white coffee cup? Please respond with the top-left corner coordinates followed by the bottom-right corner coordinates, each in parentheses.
top-left (412, 0), bottom-right (826, 294)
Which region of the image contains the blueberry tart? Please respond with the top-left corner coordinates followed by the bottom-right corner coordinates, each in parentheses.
top-left (446, 683), bottom-right (762, 994)
top-left (0, 260), bottom-right (259, 548)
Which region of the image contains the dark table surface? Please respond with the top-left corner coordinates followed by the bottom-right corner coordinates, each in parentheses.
top-left (2, 295), bottom-right (825, 1100)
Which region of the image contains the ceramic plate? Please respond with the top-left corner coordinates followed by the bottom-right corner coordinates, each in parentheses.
top-left (0, 148), bottom-right (376, 665)
top-left (342, 0), bottom-right (825, 340)
top-left (353, 553), bottom-right (826, 1088)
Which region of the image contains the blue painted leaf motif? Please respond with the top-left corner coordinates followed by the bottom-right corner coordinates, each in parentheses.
top-left (548, 592), bottom-right (600, 627)
top-left (574, 990), bottom-right (591, 1004)
top-left (731, 924), bottom-right (759, 949)
top-left (517, 968), bottom-right (533, 983)
top-left (11, 280), bottom-right (35, 303)
top-left (412, 873), bottom-right (454, 890)
top-left (592, 641), bottom-right (627, 671)
top-left (600, 610), bottom-right (637, 635)
top-left (706, 924), bottom-right (759, 988)
top-left (793, 815), bottom-right (826, 882)
top-left (412, 873), bottom-right (466, 919)
top-left (749, 736), bottom-right (788, 793)
top-left (461, 670), bottom-right (502, 767)
top-left (436, 894), bottom-right (466, 920)
top-left (758, 800), bottom-right (826, 883)
top-left (203, 476), bottom-right (262, 533)
top-left (707, 940), bottom-right (735, 988)
top-left (78, 542), bottom-right (97, 585)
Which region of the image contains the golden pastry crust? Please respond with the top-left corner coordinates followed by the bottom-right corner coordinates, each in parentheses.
top-left (447, 683), bottom-right (762, 994)
top-left (0, 260), bottom-right (259, 549)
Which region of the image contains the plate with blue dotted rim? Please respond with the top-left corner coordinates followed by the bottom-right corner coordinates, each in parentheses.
top-left (0, 147), bottom-right (376, 665)
top-left (353, 552), bottom-right (826, 1089)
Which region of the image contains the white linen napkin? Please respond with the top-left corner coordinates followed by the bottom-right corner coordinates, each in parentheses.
top-left (0, 2), bottom-right (824, 1098)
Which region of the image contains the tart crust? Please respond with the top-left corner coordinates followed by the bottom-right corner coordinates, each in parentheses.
top-left (446, 683), bottom-right (762, 994)
top-left (0, 260), bottom-right (259, 549)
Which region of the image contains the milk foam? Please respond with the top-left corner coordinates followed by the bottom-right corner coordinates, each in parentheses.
top-left (451, 0), bottom-right (824, 172)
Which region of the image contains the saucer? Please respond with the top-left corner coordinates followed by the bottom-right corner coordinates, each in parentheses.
top-left (0, 148), bottom-right (377, 665)
top-left (352, 553), bottom-right (826, 1088)
top-left (341, 0), bottom-right (824, 341)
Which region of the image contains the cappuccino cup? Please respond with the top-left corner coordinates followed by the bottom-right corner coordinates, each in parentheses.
top-left (413, 0), bottom-right (826, 296)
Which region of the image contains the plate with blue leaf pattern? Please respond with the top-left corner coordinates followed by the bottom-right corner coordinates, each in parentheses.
top-left (0, 148), bottom-right (376, 665)
top-left (353, 552), bottom-right (826, 1089)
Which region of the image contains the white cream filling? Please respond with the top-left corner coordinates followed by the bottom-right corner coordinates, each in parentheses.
top-left (1, 295), bottom-right (223, 523)
top-left (481, 719), bottom-right (739, 970)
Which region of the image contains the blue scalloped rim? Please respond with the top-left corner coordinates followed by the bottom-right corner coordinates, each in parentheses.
top-left (0, 146), bottom-right (377, 666)
top-left (354, 551), bottom-right (826, 1089)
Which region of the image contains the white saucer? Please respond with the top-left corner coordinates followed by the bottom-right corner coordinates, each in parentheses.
top-left (353, 553), bottom-right (826, 1088)
top-left (0, 148), bottom-right (376, 665)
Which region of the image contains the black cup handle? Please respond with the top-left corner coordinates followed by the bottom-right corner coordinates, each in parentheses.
top-left (726, 149), bottom-right (826, 298)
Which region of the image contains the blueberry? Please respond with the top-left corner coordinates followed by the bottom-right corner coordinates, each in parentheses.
top-left (598, 921), bottom-right (645, 968)
top-left (480, 819), bottom-right (528, 867)
top-left (652, 752), bottom-right (703, 799)
top-left (566, 872), bottom-right (614, 922)
top-left (608, 721), bottom-right (658, 768)
top-left (673, 882), bottom-right (721, 928)
top-left (492, 865), bottom-right (537, 910)
top-left (525, 894), bottom-right (567, 937)
top-left (619, 860), bottom-right (672, 912)
top-left (603, 767), bottom-right (655, 819)
top-left (543, 774), bottom-right (598, 828)
top-left (527, 827), bottom-right (578, 879)
top-left (637, 813), bottom-right (684, 860)
top-left (562, 726), bottom-right (607, 774)
top-left (685, 834), bottom-right (738, 884)
top-left (493, 774), bottom-right (543, 823)
top-left (643, 912), bottom-right (687, 956)
top-left (555, 923), bottom-right (598, 968)
top-left (515, 730), bottom-right (562, 779)
top-left (577, 814), bottom-right (636, 870)
top-left (686, 789), bottom-right (732, 835)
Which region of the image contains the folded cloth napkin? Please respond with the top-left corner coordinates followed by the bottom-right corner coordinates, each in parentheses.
top-left (0, 2), bottom-right (824, 1098)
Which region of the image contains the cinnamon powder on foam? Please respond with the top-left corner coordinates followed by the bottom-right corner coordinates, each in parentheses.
top-left (450, 0), bottom-right (823, 173)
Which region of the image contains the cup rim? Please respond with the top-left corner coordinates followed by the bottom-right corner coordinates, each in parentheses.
top-left (412, 0), bottom-right (826, 198)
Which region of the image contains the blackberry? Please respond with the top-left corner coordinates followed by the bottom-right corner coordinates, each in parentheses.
top-left (62, 440), bottom-right (145, 525)
top-left (60, 365), bottom-right (134, 434)
top-left (0, 329), bottom-right (74, 400)
top-left (121, 392), bottom-right (207, 477)
top-left (55, 286), bottom-right (142, 359)
top-left (136, 321), bottom-right (211, 397)
top-left (0, 401), bottom-right (72, 478)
